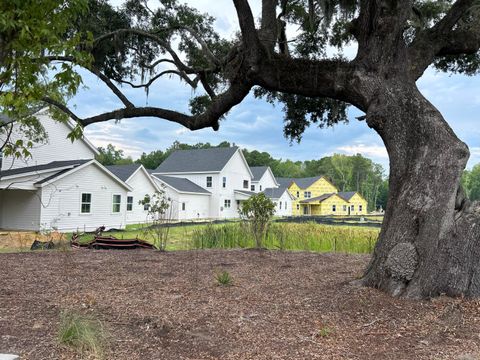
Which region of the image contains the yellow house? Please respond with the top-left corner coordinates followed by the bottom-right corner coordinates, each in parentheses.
top-left (277, 176), bottom-right (368, 216)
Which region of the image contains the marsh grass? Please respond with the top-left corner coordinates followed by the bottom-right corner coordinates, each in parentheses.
top-left (215, 270), bottom-right (233, 286)
top-left (192, 222), bottom-right (378, 254)
top-left (58, 311), bottom-right (108, 359)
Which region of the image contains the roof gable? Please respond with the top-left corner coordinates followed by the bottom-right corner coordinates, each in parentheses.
top-left (153, 175), bottom-right (211, 194)
top-left (250, 166), bottom-right (268, 181)
top-left (106, 164), bottom-right (142, 182)
top-left (154, 147), bottom-right (239, 173)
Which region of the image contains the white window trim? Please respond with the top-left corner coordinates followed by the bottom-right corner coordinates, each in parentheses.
top-left (112, 194), bottom-right (122, 214)
top-left (206, 176), bottom-right (213, 188)
top-left (127, 196), bottom-right (134, 212)
top-left (80, 193), bottom-right (92, 215)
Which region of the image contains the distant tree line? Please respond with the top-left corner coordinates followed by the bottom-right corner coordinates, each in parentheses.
top-left (462, 165), bottom-right (480, 202)
top-left (96, 141), bottom-right (388, 211)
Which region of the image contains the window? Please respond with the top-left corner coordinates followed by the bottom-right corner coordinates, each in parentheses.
top-left (296, 191), bottom-right (300, 198)
top-left (359, 205), bottom-right (363, 212)
top-left (81, 193), bottom-right (91, 214)
top-left (332, 204), bottom-right (336, 212)
top-left (304, 191), bottom-right (311, 199)
top-left (182, 202), bottom-right (186, 211)
top-left (351, 205), bottom-right (355, 211)
top-left (296, 204), bottom-right (300, 210)
top-left (144, 203), bottom-right (150, 211)
top-left (222, 177), bottom-right (227, 188)
top-left (112, 194), bottom-right (121, 213)
top-left (224, 199), bottom-right (231, 208)
top-left (127, 196), bottom-right (133, 211)
top-left (343, 205), bottom-right (347, 212)
top-left (260, 185), bottom-right (262, 191)
top-left (280, 201), bottom-right (282, 209)
top-left (206, 176), bottom-right (212, 188)
top-left (243, 180), bottom-right (249, 189)
top-left (251, 184), bottom-right (255, 191)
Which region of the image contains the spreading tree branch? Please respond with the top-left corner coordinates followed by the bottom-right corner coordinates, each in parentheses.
top-left (409, 0), bottom-right (480, 78)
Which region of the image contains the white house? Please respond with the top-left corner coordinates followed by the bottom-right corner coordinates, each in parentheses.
top-left (0, 112), bottom-right (133, 232)
top-left (263, 186), bottom-right (295, 217)
top-left (249, 166), bottom-right (279, 192)
top-left (152, 147), bottom-right (254, 219)
top-left (106, 164), bottom-right (160, 225)
top-left (152, 175), bottom-right (211, 220)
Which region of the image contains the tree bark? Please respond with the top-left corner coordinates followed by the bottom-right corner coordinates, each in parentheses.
top-left (362, 81), bottom-right (480, 298)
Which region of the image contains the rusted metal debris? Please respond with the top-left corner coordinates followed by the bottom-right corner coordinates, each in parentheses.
top-left (71, 226), bottom-right (154, 250)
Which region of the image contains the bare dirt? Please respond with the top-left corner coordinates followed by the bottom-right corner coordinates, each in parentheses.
top-left (0, 249), bottom-right (479, 359)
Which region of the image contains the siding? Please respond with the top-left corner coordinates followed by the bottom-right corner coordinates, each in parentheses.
top-left (346, 193), bottom-right (368, 215)
top-left (152, 177), bottom-right (211, 220)
top-left (1, 112), bottom-right (95, 171)
top-left (273, 191), bottom-right (293, 217)
top-left (217, 150), bottom-right (252, 218)
top-left (125, 169), bottom-right (158, 225)
top-left (253, 170), bottom-right (277, 192)
top-left (290, 178), bottom-right (338, 216)
top-left (0, 189), bottom-right (42, 230)
top-left (39, 163), bottom-right (128, 232)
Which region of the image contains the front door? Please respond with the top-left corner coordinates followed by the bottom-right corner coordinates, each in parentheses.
top-left (303, 206), bottom-right (308, 215)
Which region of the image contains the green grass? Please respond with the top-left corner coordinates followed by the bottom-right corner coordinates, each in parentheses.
top-left (58, 311), bottom-right (108, 359)
top-left (1, 219), bottom-right (381, 254)
top-left (191, 222), bottom-right (379, 253)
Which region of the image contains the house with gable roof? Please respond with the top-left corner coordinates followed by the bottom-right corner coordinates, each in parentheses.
top-left (152, 146), bottom-right (254, 218)
top-left (250, 166), bottom-right (293, 216)
top-left (0, 111), bottom-right (135, 232)
top-left (151, 146), bottom-right (255, 219)
top-left (106, 163), bottom-right (160, 224)
top-left (278, 176), bottom-right (368, 216)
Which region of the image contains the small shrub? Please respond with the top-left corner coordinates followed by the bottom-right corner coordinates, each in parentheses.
top-left (317, 326), bottom-right (333, 337)
top-left (215, 270), bottom-right (233, 286)
top-left (58, 311), bottom-right (108, 359)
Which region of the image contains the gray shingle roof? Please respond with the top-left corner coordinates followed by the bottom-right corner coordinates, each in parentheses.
top-left (154, 175), bottom-right (211, 194)
top-left (234, 189), bottom-right (257, 196)
top-left (337, 191), bottom-right (357, 201)
top-left (249, 166), bottom-right (268, 181)
top-left (277, 176), bottom-right (324, 189)
top-left (154, 147), bottom-right (239, 173)
top-left (263, 186), bottom-right (289, 199)
top-left (105, 164), bottom-right (142, 182)
top-left (300, 193), bottom-right (336, 203)
top-left (0, 159), bottom-right (91, 179)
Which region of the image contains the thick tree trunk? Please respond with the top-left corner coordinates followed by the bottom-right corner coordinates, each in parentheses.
top-left (362, 82), bottom-right (480, 298)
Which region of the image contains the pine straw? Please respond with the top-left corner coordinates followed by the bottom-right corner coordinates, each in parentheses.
top-left (0, 250), bottom-right (479, 359)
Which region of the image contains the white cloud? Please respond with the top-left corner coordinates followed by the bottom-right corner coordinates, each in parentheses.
top-left (336, 144), bottom-right (388, 159)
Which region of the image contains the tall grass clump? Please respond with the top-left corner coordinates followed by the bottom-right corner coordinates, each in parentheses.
top-left (192, 223), bottom-right (253, 249)
top-left (58, 311), bottom-right (108, 359)
top-left (191, 222), bottom-right (379, 254)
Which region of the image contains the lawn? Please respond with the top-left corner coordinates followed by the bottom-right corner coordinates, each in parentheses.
top-left (73, 221), bottom-right (381, 253)
top-left (1, 250), bottom-right (479, 359)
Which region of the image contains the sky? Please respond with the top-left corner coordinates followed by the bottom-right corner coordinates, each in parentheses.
top-left (69, 0), bottom-right (480, 172)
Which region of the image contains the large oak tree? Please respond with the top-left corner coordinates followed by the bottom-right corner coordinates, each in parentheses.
top-left (10, 0), bottom-right (480, 298)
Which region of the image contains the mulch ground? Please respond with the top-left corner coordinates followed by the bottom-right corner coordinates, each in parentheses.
top-left (0, 249), bottom-right (479, 360)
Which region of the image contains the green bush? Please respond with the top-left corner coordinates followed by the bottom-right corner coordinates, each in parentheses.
top-left (58, 311), bottom-right (108, 359)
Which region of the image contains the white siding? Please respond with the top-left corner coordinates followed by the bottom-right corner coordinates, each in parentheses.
top-left (1, 112), bottom-right (96, 171)
top-left (125, 169), bottom-right (158, 225)
top-left (252, 168), bottom-right (278, 192)
top-left (157, 150), bottom-right (253, 219)
top-left (0, 190), bottom-right (42, 230)
top-left (273, 191), bottom-right (293, 217)
top-left (39, 163), bottom-right (128, 232)
top-left (152, 177), bottom-right (211, 220)
top-left (217, 150), bottom-right (252, 218)
top-left (177, 194), bottom-right (211, 220)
